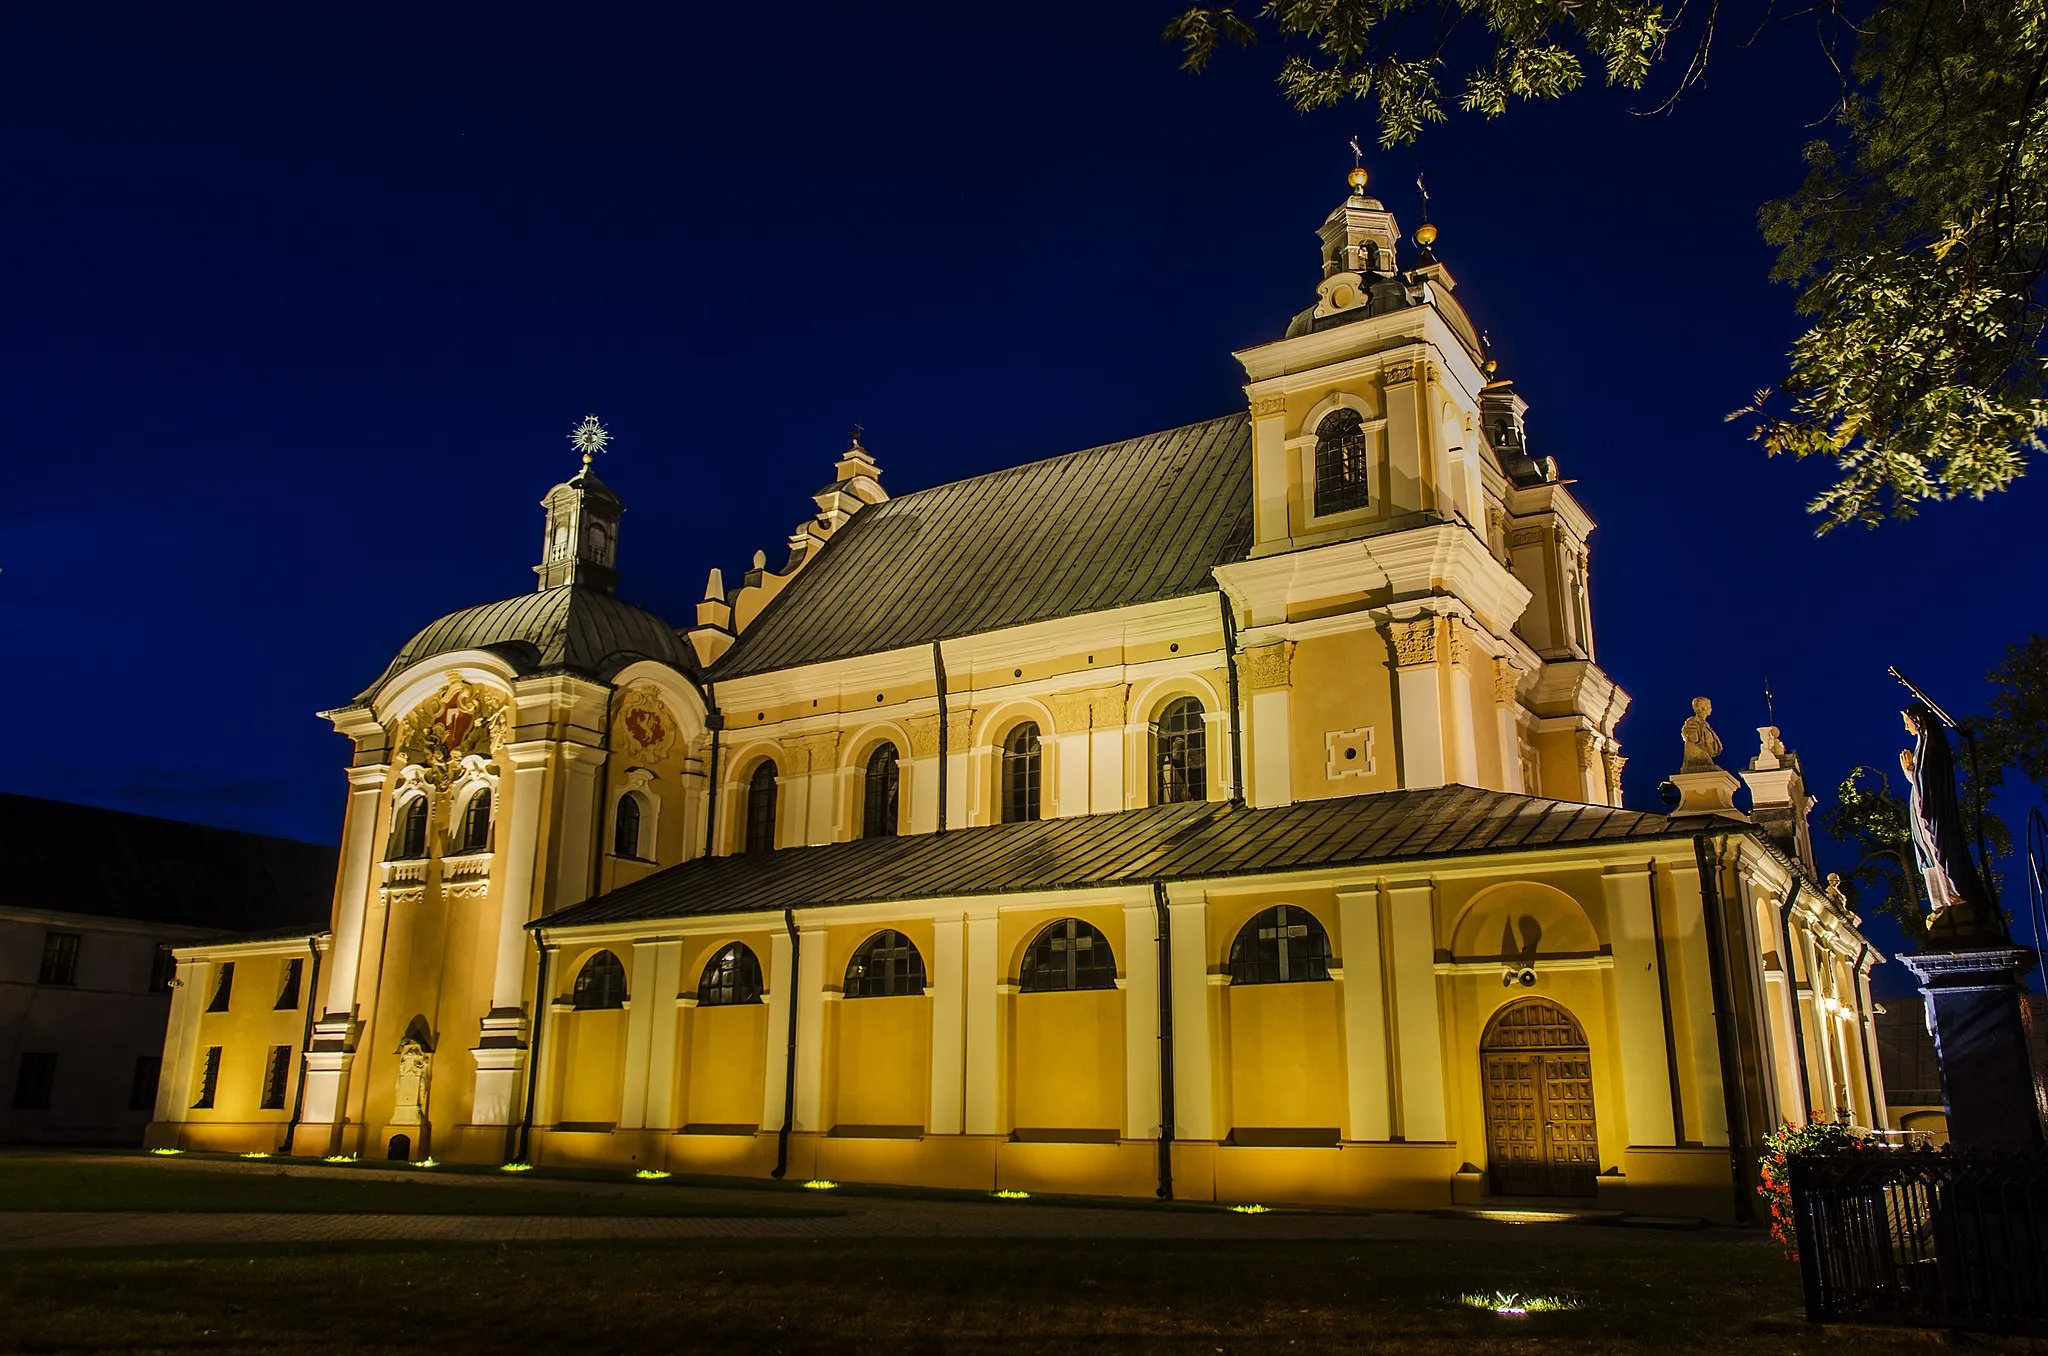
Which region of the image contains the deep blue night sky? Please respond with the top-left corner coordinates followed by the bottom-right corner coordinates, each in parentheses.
top-left (3, 4), bottom-right (2041, 989)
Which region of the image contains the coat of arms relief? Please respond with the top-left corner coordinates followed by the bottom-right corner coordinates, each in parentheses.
top-left (395, 673), bottom-right (512, 791)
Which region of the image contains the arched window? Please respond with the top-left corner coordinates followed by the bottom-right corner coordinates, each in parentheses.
top-left (1313, 408), bottom-right (1371, 516)
top-left (392, 797), bottom-right (428, 860)
top-left (698, 943), bottom-right (764, 1006)
top-left (862, 744), bottom-right (901, 839)
top-left (456, 790), bottom-right (492, 852)
top-left (1153, 697), bottom-right (1208, 805)
top-left (1020, 918), bottom-right (1117, 993)
top-left (572, 950), bottom-right (627, 1010)
top-left (1001, 722), bottom-right (1042, 823)
top-left (613, 792), bottom-right (643, 859)
top-left (1228, 905), bottom-right (1333, 985)
top-left (744, 761), bottom-right (778, 854)
top-left (844, 930), bottom-right (926, 999)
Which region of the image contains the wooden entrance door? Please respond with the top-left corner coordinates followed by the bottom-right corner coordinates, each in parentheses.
top-left (1481, 999), bottom-right (1598, 1198)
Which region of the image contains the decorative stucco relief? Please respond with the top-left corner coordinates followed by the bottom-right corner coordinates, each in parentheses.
top-left (395, 673), bottom-right (510, 790)
top-left (1240, 642), bottom-right (1294, 691)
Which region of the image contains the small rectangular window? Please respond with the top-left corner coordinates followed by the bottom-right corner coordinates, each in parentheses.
top-left (130, 1056), bottom-right (162, 1112)
top-left (38, 932), bottom-right (81, 985)
top-left (259, 1046), bottom-right (292, 1110)
top-left (12, 1053), bottom-right (56, 1110)
top-left (192, 1047), bottom-right (222, 1109)
top-left (275, 958), bottom-right (303, 1010)
top-left (207, 962), bottom-right (235, 1012)
top-left (148, 943), bottom-right (177, 993)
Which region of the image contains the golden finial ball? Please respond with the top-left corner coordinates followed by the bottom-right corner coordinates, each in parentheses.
top-left (1483, 356), bottom-right (1498, 376)
top-left (1347, 166), bottom-right (1369, 193)
top-left (1413, 222), bottom-right (1438, 248)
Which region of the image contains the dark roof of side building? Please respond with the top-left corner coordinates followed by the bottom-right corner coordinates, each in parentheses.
top-left (712, 414), bottom-right (1254, 680)
top-left (540, 786), bottom-right (1697, 931)
top-left (357, 583), bottom-right (696, 701)
top-left (0, 793), bottom-right (337, 934)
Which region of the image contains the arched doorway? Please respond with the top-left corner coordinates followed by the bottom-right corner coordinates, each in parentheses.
top-left (1480, 998), bottom-right (1598, 1198)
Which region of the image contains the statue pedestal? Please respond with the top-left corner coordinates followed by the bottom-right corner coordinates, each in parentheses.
top-left (1899, 945), bottom-right (2044, 1150)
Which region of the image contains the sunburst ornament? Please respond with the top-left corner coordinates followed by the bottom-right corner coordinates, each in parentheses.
top-left (569, 413), bottom-right (610, 467)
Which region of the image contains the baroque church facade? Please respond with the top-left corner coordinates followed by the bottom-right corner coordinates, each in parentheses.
top-left (149, 168), bottom-right (1887, 1219)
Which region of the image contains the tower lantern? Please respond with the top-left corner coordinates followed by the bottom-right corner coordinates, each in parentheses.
top-left (535, 414), bottom-right (624, 593)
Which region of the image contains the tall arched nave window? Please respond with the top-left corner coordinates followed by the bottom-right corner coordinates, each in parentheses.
top-left (613, 792), bottom-right (643, 859)
top-left (455, 789), bottom-right (492, 852)
top-left (1019, 918), bottom-right (1117, 993)
top-left (744, 761), bottom-right (779, 855)
top-left (1229, 905), bottom-right (1332, 985)
top-left (391, 796), bottom-right (429, 861)
top-left (862, 744), bottom-right (901, 839)
top-left (1313, 408), bottom-right (1371, 516)
top-left (698, 943), bottom-right (763, 1006)
top-left (844, 930), bottom-right (926, 998)
top-left (1153, 697), bottom-right (1207, 805)
top-left (572, 951), bottom-right (627, 1010)
top-left (1001, 723), bottom-right (1042, 823)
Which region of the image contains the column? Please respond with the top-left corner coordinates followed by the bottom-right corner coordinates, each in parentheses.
top-left (1446, 630), bottom-right (1480, 787)
top-left (804, 734), bottom-right (839, 845)
top-left (1389, 621), bottom-right (1445, 789)
top-left (1166, 896), bottom-right (1215, 1140)
top-left (472, 741), bottom-right (553, 1126)
top-left (1242, 643), bottom-right (1292, 809)
top-left (1337, 888), bottom-right (1391, 1141)
top-left (1121, 900), bottom-right (1161, 1140)
top-left (1384, 878), bottom-right (1446, 1142)
top-left (963, 911), bottom-right (1002, 1135)
top-left (1602, 864), bottom-right (1678, 1147)
top-left (760, 927), bottom-right (794, 1133)
top-left (791, 923), bottom-right (828, 1132)
top-left (907, 716), bottom-right (941, 835)
top-left (928, 916), bottom-right (966, 1135)
top-left (1250, 395), bottom-right (1289, 543)
top-left (1855, 961), bottom-right (1888, 1131)
top-left (1492, 663), bottom-right (1525, 794)
top-left (1385, 360), bottom-right (1423, 508)
top-left (945, 711), bottom-right (973, 827)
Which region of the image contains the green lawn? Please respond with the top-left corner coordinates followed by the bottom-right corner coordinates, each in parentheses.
top-left (0, 1159), bottom-right (829, 1217)
top-left (0, 1237), bottom-right (1952, 1355)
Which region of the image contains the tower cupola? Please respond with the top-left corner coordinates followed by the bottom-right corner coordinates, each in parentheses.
top-left (535, 414), bottom-right (624, 593)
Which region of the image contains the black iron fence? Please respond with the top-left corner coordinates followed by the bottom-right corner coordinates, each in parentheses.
top-left (1789, 1147), bottom-right (2048, 1335)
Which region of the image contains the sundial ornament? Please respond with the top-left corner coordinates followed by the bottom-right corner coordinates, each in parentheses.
top-left (396, 673), bottom-right (511, 790)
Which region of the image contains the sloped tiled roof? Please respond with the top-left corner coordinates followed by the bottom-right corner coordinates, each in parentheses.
top-left (712, 415), bottom-right (1255, 680)
top-left (539, 786), bottom-right (1694, 931)
top-left (0, 793), bottom-right (337, 933)
top-left (358, 584), bottom-right (695, 701)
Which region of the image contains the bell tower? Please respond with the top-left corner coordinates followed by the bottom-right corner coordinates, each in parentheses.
top-left (535, 414), bottom-right (623, 594)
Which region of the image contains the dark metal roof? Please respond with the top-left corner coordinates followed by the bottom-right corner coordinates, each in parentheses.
top-left (538, 786), bottom-right (1692, 931)
top-left (0, 793), bottom-right (337, 933)
top-left (712, 415), bottom-right (1255, 680)
top-left (358, 584), bottom-right (695, 701)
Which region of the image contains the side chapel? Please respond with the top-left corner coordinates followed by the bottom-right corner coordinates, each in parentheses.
top-left (149, 167), bottom-right (1887, 1219)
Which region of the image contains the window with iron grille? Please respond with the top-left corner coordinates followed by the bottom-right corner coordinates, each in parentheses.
top-left (1228, 905), bottom-right (1333, 984)
top-left (862, 744), bottom-right (901, 839)
top-left (744, 761), bottom-right (779, 854)
top-left (1019, 918), bottom-right (1118, 993)
top-left (12, 1053), bottom-right (56, 1111)
top-left (1001, 723), bottom-right (1042, 823)
top-left (392, 796), bottom-right (429, 860)
top-left (149, 942), bottom-right (177, 993)
top-left (1153, 697), bottom-right (1208, 805)
top-left (844, 930), bottom-right (926, 998)
top-left (192, 1046), bottom-right (222, 1109)
top-left (573, 951), bottom-right (627, 1010)
top-left (1312, 408), bottom-right (1371, 516)
top-left (456, 790), bottom-right (492, 852)
top-left (129, 1055), bottom-right (161, 1112)
top-left (207, 962), bottom-right (235, 1012)
top-left (614, 792), bottom-right (643, 858)
top-left (260, 1045), bottom-right (292, 1110)
top-left (698, 943), bottom-right (764, 1007)
top-left (38, 932), bottom-right (80, 985)
top-left (275, 958), bottom-right (303, 1010)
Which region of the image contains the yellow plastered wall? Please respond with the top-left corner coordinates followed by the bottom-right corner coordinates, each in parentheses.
top-left (1288, 629), bottom-right (1400, 801)
top-left (684, 1004), bottom-right (768, 1129)
top-left (554, 1007), bottom-right (628, 1126)
top-left (1011, 989), bottom-right (1123, 1132)
top-left (182, 954), bottom-right (311, 1136)
top-left (829, 995), bottom-right (930, 1130)
top-left (1226, 982), bottom-right (1345, 1132)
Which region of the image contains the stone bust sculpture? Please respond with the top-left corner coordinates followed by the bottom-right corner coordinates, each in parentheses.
top-left (1680, 696), bottom-right (1723, 771)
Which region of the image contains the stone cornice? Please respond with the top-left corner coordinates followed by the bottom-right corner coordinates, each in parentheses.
top-left (1214, 521), bottom-right (1531, 638)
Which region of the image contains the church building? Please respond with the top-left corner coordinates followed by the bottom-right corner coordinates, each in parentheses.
top-left (148, 167), bottom-right (1887, 1220)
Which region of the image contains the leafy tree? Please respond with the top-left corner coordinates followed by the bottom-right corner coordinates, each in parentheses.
top-left (1976, 633), bottom-right (2048, 799)
top-left (1168, 0), bottom-right (2048, 530)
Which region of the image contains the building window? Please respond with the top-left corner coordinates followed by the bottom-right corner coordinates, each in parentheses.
top-left (392, 796), bottom-right (429, 860)
top-left (456, 790), bottom-right (492, 852)
top-left (1001, 723), bottom-right (1042, 823)
top-left (192, 1047), bottom-right (222, 1109)
top-left (844, 930), bottom-right (926, 999)
top-left (38, 932), bottom-right (80, 986)
top-left (572, 951), bottom-right (627, 1010)
top-left (698, 943), bottom-right (764, 1007)
top-left (1228, 905), bottom-right (1333, 985)
top-left (129, 1056), bottom-right (162, 1112)
top-left (862, 744), bottom-right (901, 839)
top-left (12, 1053), bottom-right (56, 1111)
top-left (275, 958), bottom-right (304, 1010)
top-left (744, 761), bottom-right (779, 854)
top-left (1312, 408), bottom-right (1371, 516)
top-left (1153, 697), bottom-right (1208, 805)
top-left (1020, 918), bottom-right (1118, 993)
top-left (614, 793), bottom-right (643, 859)
top-left (207, 962), bottom-right (235, 1012)
top-left (149, 943), bottom-right (177, 994)
top-left (260, 1045), bottom-right (292, 1110)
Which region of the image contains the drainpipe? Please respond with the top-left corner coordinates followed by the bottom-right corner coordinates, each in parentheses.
top-left (1647, 863), bottom-right (1687, 1144)
top-left (1219, 592), bottom-right (1245, 805)
top-left (772, 907), bottom-right (801, 1178)
top-left (1152, 880), bottom-right (1176, 1200)
top-left (702, 683), bottom-right (723, 860)
top-left (1777, 879), bottom-right (1813, 1122)
top-left (1693, 833), bottom-right (1755, 1224)
top-left (933, 641), bottom-right (950, 834)
top-left (1851, 941), bottom-right (1882, 1129)
top-left (277, 936), bottom-right (324, 1155)
top-left (515, 932), bottom-right (551, 1164)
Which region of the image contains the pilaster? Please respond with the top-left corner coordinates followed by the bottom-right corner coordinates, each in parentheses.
top-left (928, 916), bottom-right (966, 1135)
top-left (1121, 900), bottom-right (1162, 1140)
top-left (1384, 878), bottom-right (1446, 1141)
top-left (1242, 643), bottom-right (1293, 809)
top-left (760, 927), bottom-right (795, 1132)
top-left (1601, 863), bottom-right (1678, 1147)
top-left (963, 911), bottom-right (1002, 1135)
top-left (322, 763), bottom-right (392, 1023)
top-left (1388, 620), bottom-right (1445, 790)
top-left (791, 922), bottom-right (828, 1132)
top-left (1166, 897), bottom-right (1215, 1140)
top-left (1337, 888), bottom-right (1390, 1141)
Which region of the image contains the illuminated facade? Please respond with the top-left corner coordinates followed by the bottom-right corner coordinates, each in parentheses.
top-left (148, 169), bottom-right (1885, 1218)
